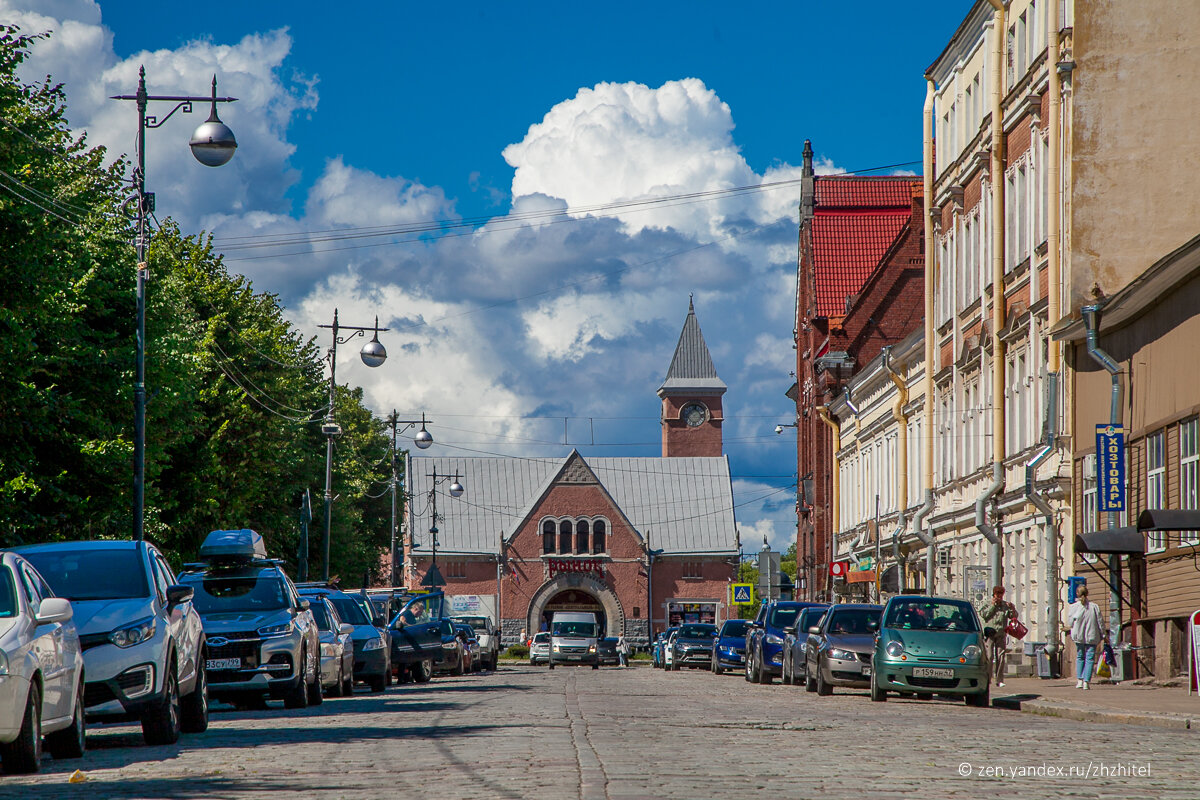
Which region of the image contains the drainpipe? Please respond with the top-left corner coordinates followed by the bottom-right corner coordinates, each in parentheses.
top-left (1025, 372), bottom-right (1060, 653)
top-left (914, 77), bottom-right (938, 595)
top-left (840, 389), bottom-right (865, 560)
top-left (883, 347), bottom-right (910, 593)
top-left (816, 406), bottom-right (841, 587)
top-left (977, 0), bottom-right (1008, 590)
top-left (1081, 304), bottom-right (1124, 643)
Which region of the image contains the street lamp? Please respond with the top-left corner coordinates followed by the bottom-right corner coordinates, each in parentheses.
top-left (316, 310), bottom-right (389, 581)
top-left (385, 411), bottom-right (434, 586)
top-left (112, 67), bottom-right (237, 541)
top-left (420, 467), bottom-right (465, 589)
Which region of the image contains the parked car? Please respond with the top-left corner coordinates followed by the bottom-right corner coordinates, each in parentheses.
top-left (596, 637), bottom-right (620, 666)
top-left (651, 628), bottom-right (678, 669)
top-left (870, 595), bottom-right (991, 706)
top-left (452, 622), bottom-right (480, 673)
top-left (710, 619), bottom-right (750, 675)
top-left (781, 606), bottom-right (830, 685)
top-left (548, 611), bottom-right (600, 670)
top-left (452, 615), bottom-right (500, 671)
top-left (529, 632), bottom-right (551, 666)
top-left (298, 587), bottom-right (390, 692)
top-left (801, 603), bottom-right (882, 695)
top-left (17, 539), bottom-right (208, 744)
top-left (745, 600), bottom-right (827, 684)
top-left (389, 592), bottom-right (444, 682)
top-left (433, 619), bottom-right (468, 675)
top-left (0, 551), bottom-right (86, 774)
top-left (668, 623), bottom-right (718, 670)
top-left (307, 596), bottom-right (355, 697)
top-left (177, 529), bottom-right (321, 710)
top-left (662, 629), bottom-right (678, 670)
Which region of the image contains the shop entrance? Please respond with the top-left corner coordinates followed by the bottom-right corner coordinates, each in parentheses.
top-left (540, 589), bottom-right (606, 634)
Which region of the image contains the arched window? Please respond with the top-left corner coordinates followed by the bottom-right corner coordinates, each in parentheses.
top-left (542, 520), bottom-right (556, 554)
top-left (576, 520), bottom-right (589, 554)
top-left (592, 520), bottom-right (606, 554)
top-left (559, 520), bottom-right (573, 554)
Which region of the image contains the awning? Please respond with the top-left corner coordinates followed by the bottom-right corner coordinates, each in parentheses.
top-left (1074, 527), bottom-right (1145, 556)
top-left (1137, 508), bottom-right (1200, 531)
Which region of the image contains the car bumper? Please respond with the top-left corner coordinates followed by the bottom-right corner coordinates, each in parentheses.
top-left (529, 649), bottom-right (549, 663)
top-left (675, 651), bottom-right (710, 666)
top-left (716, 648), bottom-right (745, 667)
top-left (820, 657), bottom-right (873, 688)
top-left (875, 660), bottom-right (990, 694)
top-left (0, 675), bottom-right (32, 743)
top-left (549, 653), bottom-right (598, 666)
top-left (79, 630), bottom-right (170, 719)
top-left (206, 637), bottom-right (302, 697)
top-left (354, 647), bottom-right (389, 680)
top-left (318, 653), bottom-right (342, 686)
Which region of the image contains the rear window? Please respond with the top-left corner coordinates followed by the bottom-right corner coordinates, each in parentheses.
top-left (329, 597), bottom-right (370, 625)
top-left (23, 548), bottom-right (150, 601)
top-left (310, 603), bottom-right (332, 631)
top-left (184, 573), bottom-right (289, 614)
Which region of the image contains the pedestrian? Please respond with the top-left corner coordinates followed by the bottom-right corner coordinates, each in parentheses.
top-left (981, 585), bottom-right (1015, 688)
top-left (617, 635), bottom-right (629, 668)
top-left (1068, 585), bottom-right (1107, 689)
top-left (519, 627), bottom-right (527, 647)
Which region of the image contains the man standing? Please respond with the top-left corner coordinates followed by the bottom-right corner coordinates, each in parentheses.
top-left (617, 635), bottom-right (629, 668)
top-left (1068, 585), bottom-right (1107, 689)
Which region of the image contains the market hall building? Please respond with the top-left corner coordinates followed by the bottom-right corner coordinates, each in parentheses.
top-left (401, 302), bottom-right (740, 647)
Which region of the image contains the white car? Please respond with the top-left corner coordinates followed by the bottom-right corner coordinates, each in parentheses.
top-left (0, 551), bottom-right (86, 774)
top-left (529, 632), bottom-right (550, 665)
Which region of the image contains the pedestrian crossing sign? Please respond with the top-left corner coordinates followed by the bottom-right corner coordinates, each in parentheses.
top-left (732, 583), bottom-right (753, 605)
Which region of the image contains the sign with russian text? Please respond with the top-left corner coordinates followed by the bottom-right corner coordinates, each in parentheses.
top-left (547, 558), bottom-right (606, 578)
top-left (1190, 609), bottom-right (1200, 694)
top-left (1096, 424), bottom-right (1126, 512)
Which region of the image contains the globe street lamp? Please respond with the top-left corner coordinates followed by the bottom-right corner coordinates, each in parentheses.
top-left (420, 467), bottom-right (465, 589)
top-left (385, 411), bottom-right (434, 586)
top-left (111, 67), bottom-right (237, 541)
top-left (316, 310), bottom-right (389, 581)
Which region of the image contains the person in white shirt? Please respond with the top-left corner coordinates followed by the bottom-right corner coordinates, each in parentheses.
top-left (1067, 585), bottom-right (1107, 689)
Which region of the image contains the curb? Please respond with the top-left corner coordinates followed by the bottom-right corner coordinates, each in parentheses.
top-left (993, 695), bottom-right (1195, 731)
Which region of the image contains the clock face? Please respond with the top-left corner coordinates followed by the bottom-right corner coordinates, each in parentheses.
top-left (682, 403), bottom-right (707, 427)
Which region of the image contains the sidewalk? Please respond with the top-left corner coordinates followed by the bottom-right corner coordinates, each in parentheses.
top-left (992, 675), bottom-right (1199, 730)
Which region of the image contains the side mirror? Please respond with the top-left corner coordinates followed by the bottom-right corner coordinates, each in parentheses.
top-left (808, 626), bottom-right (821, 635)
top-left (166, 584), bottom-right (194, 607)
top-left (35, 597), bottom-right (73, 625)
top-left (783, 626), bottom-right (796, 636)
top-left (339, 623), bottom-right (355, 635)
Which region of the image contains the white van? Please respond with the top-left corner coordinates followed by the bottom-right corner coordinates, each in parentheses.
top-left (547, 612), bottom-right (600, 669)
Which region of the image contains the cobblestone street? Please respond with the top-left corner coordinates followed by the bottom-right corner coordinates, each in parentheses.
top-left (3, 665), bottom-right (1198, 799)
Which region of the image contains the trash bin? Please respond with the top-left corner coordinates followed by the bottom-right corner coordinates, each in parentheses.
top-left (1110, 643), bottom-right (1134, 682)
top-left (1034, 643), bottom-right (1060, 679)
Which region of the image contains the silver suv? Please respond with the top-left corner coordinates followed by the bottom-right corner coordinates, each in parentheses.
top-left (178, 531), bottom-right (320, 709)
top-left (15, 540), bottom-right (208, 745)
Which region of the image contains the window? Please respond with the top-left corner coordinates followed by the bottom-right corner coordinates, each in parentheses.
top-left (683, 562), bottom-right (703, 579)
top-left (576, 520), bottom-right (589, 554)
top-left (592, 520), bottom-right (607, 554)
top-left (446, 561), bottom-right (466, 579)
top-left (1181, 418), bottom-right (1199, 546)
top-left (1147, 431), bottom-right (1166, 551)
top-left (559, 520), bottom-right (573, 554)
top-left (543, 521), bottom-right (556, 554)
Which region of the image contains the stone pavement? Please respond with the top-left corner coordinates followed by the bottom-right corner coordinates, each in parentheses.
top-left (993, 675), bottom-right (1199, 730)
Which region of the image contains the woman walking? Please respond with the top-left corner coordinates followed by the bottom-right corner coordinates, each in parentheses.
top-left (1069, 585), bottom-right (1107, 689)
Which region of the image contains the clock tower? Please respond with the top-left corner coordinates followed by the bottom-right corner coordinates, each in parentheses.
top-left (658, 298), bottom-right (726, 457)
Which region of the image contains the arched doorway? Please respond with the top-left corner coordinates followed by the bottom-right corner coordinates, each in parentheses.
top-left (526, 573), bottom-right (624, 637)
top-left (541, 589), bottom-right (606, 634)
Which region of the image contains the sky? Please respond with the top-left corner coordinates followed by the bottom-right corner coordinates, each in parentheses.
top-left (3, 0), bottom-right (969, 555)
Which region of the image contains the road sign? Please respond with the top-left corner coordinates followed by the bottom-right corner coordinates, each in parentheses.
top-left (830, 561), bottom-right (850, 578)
top-left (731, 583), bottom-right (753, 605)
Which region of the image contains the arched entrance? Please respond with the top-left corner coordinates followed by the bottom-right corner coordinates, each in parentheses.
top-left (527, 573), bottom-right (624, 638)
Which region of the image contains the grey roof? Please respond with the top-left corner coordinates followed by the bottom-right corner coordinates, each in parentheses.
top-left (406, 452), bottom-right (738, 556)
top-left (658, 298), bottom-right (727, 395)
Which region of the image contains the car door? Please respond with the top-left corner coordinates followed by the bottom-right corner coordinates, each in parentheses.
top-left (18, 563), bottom-right (69, 721)
top-left (151, 551), bottom-right (197, 688)
top-left (393, 592), bottom-right (444, 660)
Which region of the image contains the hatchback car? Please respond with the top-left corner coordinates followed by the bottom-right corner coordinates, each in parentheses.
top-left (710, 618), bottom-right (750, 674)
top-left (596, 637), bottom-right (620, 666)
top-left (803, 603), bottom-right (882, 695)
top-left (308, 596), bottom-right (355, 697)
top-left (0, 552), bottom-right (86, 774)
top-left (781, 606), bottom-right (828, 686)
top-left (668, 623), bottom-right (718, 670)
top-left (17, 540), bottom-right (208, 745)
top-left (528, 632), bottom-right (550, 666)
top-left (433, 619), bottom-right (467, 675)
top-left (745, 601), bottom-right (827, 684)
top-left (870, 595), bottom-right (991, 706)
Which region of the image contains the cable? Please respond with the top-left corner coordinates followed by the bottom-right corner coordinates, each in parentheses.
top-left (211, 340), bottom-right (327, 416)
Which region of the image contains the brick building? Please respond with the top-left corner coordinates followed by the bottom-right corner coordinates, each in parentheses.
top-left (402, 302), bottom-right (739, 647)
top-left (791, 141), bottom-right (925, 600)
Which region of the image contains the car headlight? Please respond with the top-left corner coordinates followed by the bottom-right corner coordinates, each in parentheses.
top-left (588, 644), bottom-right (597, 653)
top-left (443, 640), bottom-right (458, 650)
top-left (884, 641), bottom-right (905, 659)
top-left (552, 644), bottom-right (561, 652)
top-left (961, 645), bottom-right (981, 662)
top-left (765, 634), bottom-right (784, 645)
top-left (362, 637), bottom-right (385, 651)
top-left (110, 617), bottom-right (157, 648)
top-left (320, 643), bottom-right (339, 657)
top-left (828, 648), bottom-right (857, 661)
top-left (257, 622), bottom-right (292, 639)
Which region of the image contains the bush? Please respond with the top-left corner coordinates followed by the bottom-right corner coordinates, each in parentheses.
top-left (631, 651), bottom-right (651, 661)
top-left (504, 645), bottom-right (529, 659)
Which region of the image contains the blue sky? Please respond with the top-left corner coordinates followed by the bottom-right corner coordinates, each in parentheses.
top-left (6, 0), bottom-right (968, 554)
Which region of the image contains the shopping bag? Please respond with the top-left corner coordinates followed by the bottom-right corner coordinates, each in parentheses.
top-left (1005, 617), bottom-right (1029, 640)
top-left (1095, 659), bottom-right (1111, 679)
top-left (1102, 641), bottom-right (1116, 666)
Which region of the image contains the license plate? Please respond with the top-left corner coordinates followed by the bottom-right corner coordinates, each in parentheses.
top-left (912, 667), bottom-right (954, 679)
top-left (568, 655), bottom-right (581, 660)
top-left (207, 657), bottom-right (241, 670)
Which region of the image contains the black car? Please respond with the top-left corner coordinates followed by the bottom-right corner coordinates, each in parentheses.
top-left (668, 623), bottom-right (719, 670)
top-left (596, 637), bottom-right (620, 666)
top-left (389, 592), bottom-right (445, 683)
top-left (298, 587), bottom-right (391, 692)
top-left (711, 618), bottom-right (751, 674)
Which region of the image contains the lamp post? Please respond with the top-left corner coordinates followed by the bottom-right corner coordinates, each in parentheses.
top-left (385, 411), bottom-right (434, 586)
top-left (420, 467), bottom-right (465, 589)
top-left (112, 67), bottom-right (237, 541)
top-left (316, 310), bottom-right (389, 581)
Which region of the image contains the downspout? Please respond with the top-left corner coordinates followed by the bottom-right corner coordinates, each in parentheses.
top-left (914, 77), bottom-right (938, 594)
top-left (841, 388), bottom-right (865, 559)
top-left (883, 347), bottom-right (910, 594)
top-left (977, 0), bottom-right (1008, 589)
top-left (1024, 373), bottom-right (1059, 651)
top-left (816, 406), bottom-right (841, 593)
top-left (1082, 304), bottom-right (1123, 644)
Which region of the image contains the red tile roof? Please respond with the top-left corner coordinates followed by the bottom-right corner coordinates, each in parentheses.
top-left (811, 177), bottom-right (918, 318)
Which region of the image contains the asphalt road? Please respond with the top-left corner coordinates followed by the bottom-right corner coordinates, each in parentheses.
top-left (4, 664), bottom-right (1197, 799)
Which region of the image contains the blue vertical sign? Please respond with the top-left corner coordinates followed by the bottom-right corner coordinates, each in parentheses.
top-left (1096, 424), bottom-right (1126, 512)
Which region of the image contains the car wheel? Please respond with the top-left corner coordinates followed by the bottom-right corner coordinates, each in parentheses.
top-left (451, 653), bottom-right (465, 677)
top-left (307, 663), bottom-right (324, 706)
top-left (143, 665), bottom-right (182, 745)
top-left (283, 651), bottom-right (310, 710)
top-left (329, 665), bottom-right (344, 697)
top-left (180, 658), bottom-right (210, 733)
top-left (816, 662), bottom-right (833, 696)
top-left (781, 653), bottom-right (791, 685)
top-left (47, 679), bottom-right (86, 760)
top-left (966, 685), bottom-right (990, 708)
top-left (0, 682), bottom-right (42, 774)
top-left (757, 653), bottom-right (773, 684)
top-left (343, 666), bottom-right (356, 695)
top-left (870, 677), bottom-right (887, 702)
top-left (744, 654), bottom-right (753, 682)
top-left (712, 654), bottom-right (724, 675)
top-left (805, 667), bottom-right (817, 693)
top-left (413, 660), bottom-right (433, 683)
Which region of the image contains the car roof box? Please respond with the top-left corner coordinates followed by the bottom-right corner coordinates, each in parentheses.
top-left (200, 529), bottom-right (267, 563)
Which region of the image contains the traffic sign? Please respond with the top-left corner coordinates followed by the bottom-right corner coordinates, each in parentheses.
top-left (830, 560), bottom-right (850, 578)
top-left (731, 583), bottom-right (753, 605)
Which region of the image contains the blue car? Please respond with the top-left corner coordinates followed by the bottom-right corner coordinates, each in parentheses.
top-left (710, 619), bottom-right (750, 674)
top-left (745, 600), bottom-right (828, 684)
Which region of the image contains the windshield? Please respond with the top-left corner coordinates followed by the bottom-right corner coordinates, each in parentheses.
top-left (826, 608), bottom-right (881, 635)
top-left (678, 624), bottom-right (718, 638)
top-left (0, 567), bottom-right (16, 618)
top-left (885, 599), bottom-right (978, 632)
top-left (796, 608), bottom-right (826, 633)
top-left (552, 621), bottom-right (597, 637)
top-left (457, 616), bottom-right (489, 631)
top-left (23, 548), bottom-right (149, 601)
top-left (329, 597), bottom-right (370, 626)
top-left (533, 633), bottom-right (550, 643)
top-left (185, 574), bottom-right (288, 614)
top-left (396, 594), bottom-right (440, 626)
top-left (720, 620), bottom-right (750, 638)
top-left (767, 606), bottom-right (803, 628)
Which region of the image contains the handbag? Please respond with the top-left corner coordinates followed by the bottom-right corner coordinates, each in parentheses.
top-left (1102, 640), bottom-right (1116, 667)
top-left (1006, 616), bottom-right (1029, 640)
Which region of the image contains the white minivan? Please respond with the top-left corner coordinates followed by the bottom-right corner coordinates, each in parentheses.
top-left (547, 612), bottom-right (600, 669)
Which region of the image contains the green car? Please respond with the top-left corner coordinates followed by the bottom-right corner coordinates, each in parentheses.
top-left (869, 595), bottom-right (992, 707)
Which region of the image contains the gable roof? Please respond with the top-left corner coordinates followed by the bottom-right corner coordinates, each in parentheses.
top-left (406, 451), bottom-right (738, 556)
top-left (811, 177), bottom-right (917, 319)
top-left (658, 298), bottom-right (727, 395)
